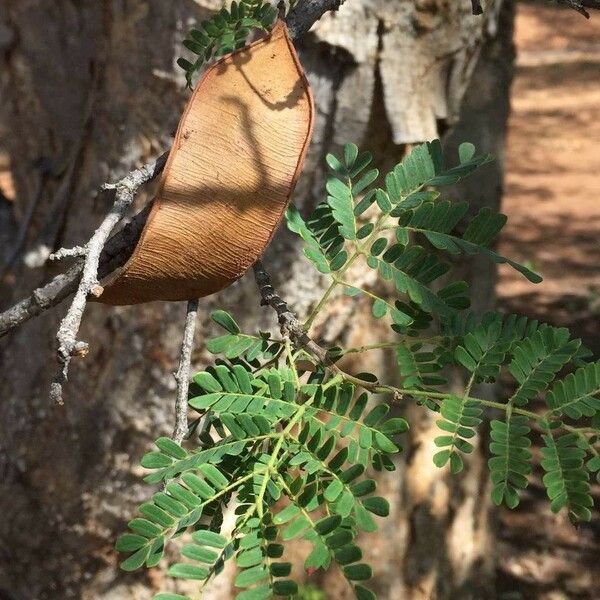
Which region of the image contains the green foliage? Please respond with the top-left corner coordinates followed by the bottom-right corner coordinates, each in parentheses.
top-left (395, 200), bottom-right (541, 283)
top-left (395, 342), bottom-right (447, 390)
top-left (283, 140), bottom-right (598, 510)
top-left (489, 416), bottom-right (532, 508)
top-left (287, 145), bottom-right (379, 275)
top-left (541, 429), bottom-right (593, 522)
top-left (434, 396), bottom-right (482, 473)
top-left (119, 138), bottom-right (600, 597)
top-left (120, 355), bottom-right (404, 598)
top-left (206, 309), bottom-right (283, 364)
top-left (178, 0), bottom-right (278, 87)
top-left (545, 360), bottom-right (600, 419)
top-left (507, 326), bottom-right (580, 406)
top-left (454, 312), bottom-right (528, 382)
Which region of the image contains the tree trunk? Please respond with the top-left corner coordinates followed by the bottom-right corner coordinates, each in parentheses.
top-left (0, 1), bottom-right (514, 599)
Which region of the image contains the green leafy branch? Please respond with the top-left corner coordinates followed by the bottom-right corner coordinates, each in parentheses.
top-left (177, 0), bottom-right (279, 87)
top-left (280, 139), bottom-right (599, 520)
top-left (119, 140), bottom-right (599, 599)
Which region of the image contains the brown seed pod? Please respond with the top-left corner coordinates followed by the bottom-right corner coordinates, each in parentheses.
top-left (98, 21), bottom-right (314, 305)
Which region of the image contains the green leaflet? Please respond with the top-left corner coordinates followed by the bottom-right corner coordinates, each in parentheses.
top-left (384, 140), bottom-right (492, 204)
top-left (396, 201), bottom-right (542, 283)
top-left (304, 385), bottom-right (406, 469)
top-left (434, 395), bottom-right (483, 473)
top-left (367, 254), bottom-right (465, 317)
top-left (178, 0), bottom-right (278, 86)
top-left (508, 327), bottom-right (580, 406)
top-left (285, 204), bottom-right (332, 273)
top-left (545, 360), bottom-right (600, 419)
top-left (489, 416), bottom-right (532, 508)
top-left (454, 313), bottom-right (519, 382)
top-left (346, 287), bottom-right (414, 328)
top-left (117, 463), bottom-right (231, 571)
top-left (304, 143), bottom-right (379, 272)
top-left (396, 343), bottom-right (447, 390)
top-left (541, 431), bottom-right (593, 522)
top-left (211, 309), bottom-right (241, 334)
top-left (327, 177), bottom-right (357, 241)
top-left (275, 471), bottom-right (378, 595)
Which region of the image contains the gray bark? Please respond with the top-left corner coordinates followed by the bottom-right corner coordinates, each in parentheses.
top-left (0, 1), bottom-right (514, 598)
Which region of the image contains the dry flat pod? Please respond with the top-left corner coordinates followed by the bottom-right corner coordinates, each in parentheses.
top-left (99, 21), bottom-right (314, 305)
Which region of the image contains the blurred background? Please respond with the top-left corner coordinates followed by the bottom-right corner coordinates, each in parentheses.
top-left (0, 1), bottom-right (598, 599)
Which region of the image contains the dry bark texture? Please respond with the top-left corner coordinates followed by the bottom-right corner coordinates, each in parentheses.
top-left (0, 1), bottom-right (513, 598)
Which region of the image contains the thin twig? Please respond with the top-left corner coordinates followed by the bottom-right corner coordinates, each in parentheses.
top-left (555, 0), bottom-right (600, 18)
top-left (173, 299), bottom-right (199, 444)
top-left (253, 260), bottom-right (405, 404)
top-left (49, 246), bottom-right (87, 261)
top-left (253, 260), bottom-right (380, 389)
top-left (49, 152), bottom-right (168, 404)
top-left (0, 202), bottom-right (153, 337)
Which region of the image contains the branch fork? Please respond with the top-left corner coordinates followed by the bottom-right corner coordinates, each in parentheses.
top-left (49, 153), bottom-right (169, 404)
top-left (253, 261), bottom-right (335, 370)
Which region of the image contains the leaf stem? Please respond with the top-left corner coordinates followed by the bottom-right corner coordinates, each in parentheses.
top-left (340, 341), bottom-right (403, 354)
top-left (332, 366), bottom-right (555, 424)
top-left (303, 251), bottom-right (361, 329)
top-left (285, 338), bottom-right (301, 388)
top-left (256, 394), bottom-right (313, 517)
top-left (303, 200), bottom-right (394, 330)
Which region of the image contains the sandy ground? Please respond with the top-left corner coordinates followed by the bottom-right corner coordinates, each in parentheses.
top-left (496, 4), bottom-right (600, 599)
top-left (498, 3), bottom-right (600, 353)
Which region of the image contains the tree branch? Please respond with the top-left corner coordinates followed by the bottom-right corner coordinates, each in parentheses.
top-left (555, 0), bottom-right (600, 18)
top-left (49, 152), bottom-right (168, 404)
top-left (253, 259), bottom-right (403, 398)
top-left (0, 202), bottom-right (152, 337)
top-left (173, 299), bottom-right (199, 444)
top-left (252, 260), bottom-right (332, 367)
top-left (285, 0), bottom-right (345, 39)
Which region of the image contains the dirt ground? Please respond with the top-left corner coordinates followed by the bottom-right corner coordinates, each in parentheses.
top-left (495, 3), bottom-right (600, 599)
top-left (498, 3), bottom-right (600, 351)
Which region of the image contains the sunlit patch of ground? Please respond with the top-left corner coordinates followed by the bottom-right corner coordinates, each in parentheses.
top-left (496, 3), bottom-right (600, 599)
